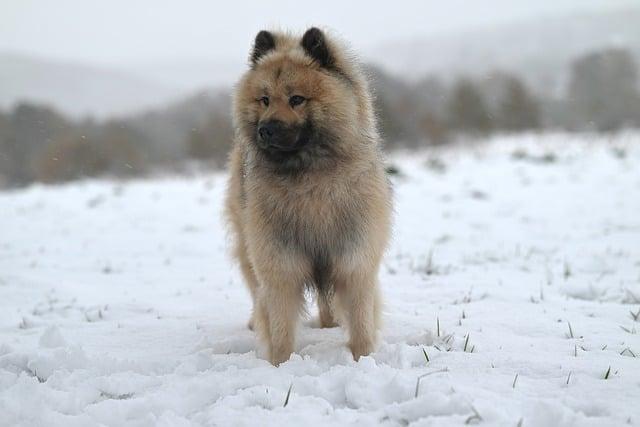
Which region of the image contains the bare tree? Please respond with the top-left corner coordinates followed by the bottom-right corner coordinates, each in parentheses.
top-left (186, 111), bottom-right (233, 166)
top-left (498, 76), bottom-right (540, 131)
top-left (448, 79), bottom-right (493, 134)
top-left (568, 48), bottom-right (640, 131)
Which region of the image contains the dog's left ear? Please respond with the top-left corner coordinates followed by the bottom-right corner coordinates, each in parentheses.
top-left (251, 30), bottom-right (276, 65)
top-left (301, 27), bottom-right (334, 68)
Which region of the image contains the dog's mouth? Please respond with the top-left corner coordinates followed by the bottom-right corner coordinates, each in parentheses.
top-left (260, 138), bottom-right (308, 165)
top-left (252, 120), bottom-right (340, 174)
top-left (262, 139), bottom-right (304, 153)
top-left (256, 123), bottom-right (312, 156)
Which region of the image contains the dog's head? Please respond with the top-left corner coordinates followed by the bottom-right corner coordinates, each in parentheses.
top-left (234, 28), bottom-right (374, 174)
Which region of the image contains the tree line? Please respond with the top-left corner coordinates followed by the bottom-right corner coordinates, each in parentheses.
top-left (1, 47), bottom-right (639, 188)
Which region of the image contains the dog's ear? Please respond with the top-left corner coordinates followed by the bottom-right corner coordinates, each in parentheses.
top-left (251, 30), bottom-right (276, 65)
top-left (301, 27), bottom-right (334, 68)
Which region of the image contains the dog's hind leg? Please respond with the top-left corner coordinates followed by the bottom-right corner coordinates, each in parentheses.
top-left (317, 292), bottom-right (338, 328)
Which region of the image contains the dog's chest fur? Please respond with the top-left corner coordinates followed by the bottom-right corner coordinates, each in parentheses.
top-left (247, 171), bottom-right (366, 290)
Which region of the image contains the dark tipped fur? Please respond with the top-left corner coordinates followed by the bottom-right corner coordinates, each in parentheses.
top-left (301, 28), bottom-right (353, 84)
top-left (301, 28), bottom-right (334, 69)
top-left (251, 30), bottom-right (276, 65)
top-left (252, 120), bottom-right (341, 176)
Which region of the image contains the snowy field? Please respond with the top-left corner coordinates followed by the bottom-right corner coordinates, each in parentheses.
top-left (1, 133), bottom-right (639, 426)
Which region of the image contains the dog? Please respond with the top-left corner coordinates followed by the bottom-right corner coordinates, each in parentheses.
top-left (225, 27), bottom-right (392, 365)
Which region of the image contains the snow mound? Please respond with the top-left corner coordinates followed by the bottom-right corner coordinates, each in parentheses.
top-left (1, 132), bottom-right (639, 426)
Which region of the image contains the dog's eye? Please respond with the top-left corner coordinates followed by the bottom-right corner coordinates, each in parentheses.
top-left (259, 96), bottom-right (269, 107)
top-left (289, 95), bottom-right (306, 107)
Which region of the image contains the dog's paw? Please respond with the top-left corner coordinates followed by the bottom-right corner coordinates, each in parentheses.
top-left (349, 339), bottom-right (374, 361)
top-left (269, 348), bottom-right (293, 366)
top-left (319, 318), bottom-right (339, 328)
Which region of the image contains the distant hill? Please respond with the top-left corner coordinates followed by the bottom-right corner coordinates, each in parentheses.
top-left (2, 8), bottom-right (639, 119)
top-left (124, 59), bottom-right (244, 92)
top-left (368, 8), bottom-right (640, 95)
top-left (125, 89), bottom-right (232, 161)
top-left (0, 52), bottom-right (182, 119)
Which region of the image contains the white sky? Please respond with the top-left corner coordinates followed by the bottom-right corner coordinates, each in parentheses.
top-left (1, 0), bottom-right (637, 66)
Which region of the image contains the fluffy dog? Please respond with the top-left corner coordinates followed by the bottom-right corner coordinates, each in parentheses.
top-left (225, 27), bottom-right (392, 365)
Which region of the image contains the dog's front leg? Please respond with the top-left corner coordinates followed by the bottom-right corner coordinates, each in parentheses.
top-left (254, 260), bottom-right (306, 366)
top-left (335, 268), bottom-right (381, 361)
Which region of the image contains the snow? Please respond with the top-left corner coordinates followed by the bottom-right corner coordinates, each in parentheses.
top-left (1, 132), bottom-right (639, 426)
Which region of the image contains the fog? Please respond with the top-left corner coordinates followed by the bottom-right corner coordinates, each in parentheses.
top-left (1, 1), bottom-right (640, 187)
top-left (2, 0), bottom-right (636, 65)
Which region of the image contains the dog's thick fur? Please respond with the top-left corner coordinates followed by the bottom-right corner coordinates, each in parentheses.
top-left (225, 27), bottom-right (392, 365)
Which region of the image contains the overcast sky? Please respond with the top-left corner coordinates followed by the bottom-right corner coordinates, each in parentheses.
top-left (1, 0), bottom-right (637, 66)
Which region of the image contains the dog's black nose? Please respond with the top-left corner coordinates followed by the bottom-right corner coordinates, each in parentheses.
top-left (258, 121), bottom-right (280, 142)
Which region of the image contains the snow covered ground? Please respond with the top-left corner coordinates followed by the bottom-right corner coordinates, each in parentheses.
top-left (1, 132), bottom-right (639, 426)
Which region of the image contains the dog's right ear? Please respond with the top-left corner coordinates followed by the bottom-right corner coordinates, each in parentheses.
top-left (251, 30), bottom-right (276, 65)
top-left (301, 27), bottom-right (333, 69)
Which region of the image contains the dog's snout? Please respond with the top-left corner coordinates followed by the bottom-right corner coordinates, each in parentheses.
top-left (258, 121), bottom-right (281, 142)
